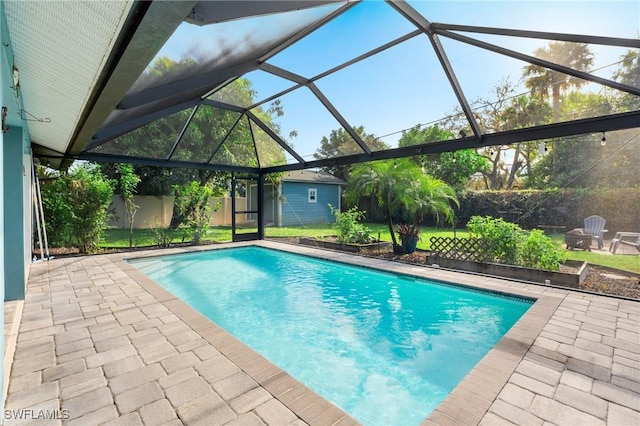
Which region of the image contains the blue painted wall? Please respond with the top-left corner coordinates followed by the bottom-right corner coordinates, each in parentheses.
top-left (0, 0), bottom-right (5, 410)
top-left (1, 2), bottom-right (28, 302)
top-left (280, 182), bottom-right (340, 226)
top-left (3, 127), bottom-right (26, 301)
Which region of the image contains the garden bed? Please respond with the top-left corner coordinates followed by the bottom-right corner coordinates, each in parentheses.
top-left (298, 236), bottom-right (392, 253)
top-left (426, 255), bottom-right (588, 287)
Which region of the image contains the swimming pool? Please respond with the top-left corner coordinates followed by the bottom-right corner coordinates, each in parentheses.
top-left (131, 246), bottom-right (532, 425)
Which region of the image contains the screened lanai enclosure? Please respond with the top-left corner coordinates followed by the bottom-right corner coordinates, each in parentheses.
top-left (10, 0), bottom-right (640, 238)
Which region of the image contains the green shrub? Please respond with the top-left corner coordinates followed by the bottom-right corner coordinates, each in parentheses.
top-left (172, 181), bottom-right (214, 245)
top-left (520, 229), bottom-right (567, 271)
top-left (41, 164), bottom-right (114, 253)
top-left (329, 204), bottom-right (375, 244)
top-left (146, 217), bottom-right (177, 247)
top-left (41, 178), bottom-right (73, 247)
top-left (467, 215), bottom-right (565, 270)
top-left (467, 216), bottom-right (522, 264)
top-left (65, 165), bottom-right (115, 253)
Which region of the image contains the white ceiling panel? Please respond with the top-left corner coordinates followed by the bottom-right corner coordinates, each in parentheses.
top-left (3, 0), bottom-right (133, 154)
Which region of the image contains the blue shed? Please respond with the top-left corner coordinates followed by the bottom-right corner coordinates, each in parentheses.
top-left (264, 170), bottom-right (344, 227)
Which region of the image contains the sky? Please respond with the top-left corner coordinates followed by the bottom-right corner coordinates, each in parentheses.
top-left (148, 0), bottom-right (640, 164)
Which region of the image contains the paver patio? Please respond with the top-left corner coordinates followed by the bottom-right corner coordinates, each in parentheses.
top-left (3, 241), bottom-right (639, 425)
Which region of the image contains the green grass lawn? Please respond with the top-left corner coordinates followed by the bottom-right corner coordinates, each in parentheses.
top-left (102, 225), bottom-right (639, 273)
top-left (102, 227), bottom-right (234, 247)
top-left (547, 233), bottom-right (640, 273)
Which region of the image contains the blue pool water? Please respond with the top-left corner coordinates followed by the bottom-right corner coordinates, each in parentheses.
top-left (130, 246), bottom-right (532, 425)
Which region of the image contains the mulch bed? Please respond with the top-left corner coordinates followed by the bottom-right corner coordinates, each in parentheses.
top-left (44, 239), bottom-right (640, 300)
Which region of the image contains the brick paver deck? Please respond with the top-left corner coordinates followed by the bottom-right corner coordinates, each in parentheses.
top-left (4, 241), bottom-right (639, 425)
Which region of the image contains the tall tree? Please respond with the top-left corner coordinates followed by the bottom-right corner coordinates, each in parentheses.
top-left (314, 126), bottom-right (389, 181)
top-left (398, 124), bottom-right (489, 189)
top-left (99, 56), bottom-right (288, 227)
top-left (612, 49), bottom-right (640, 111)
top-left (499, 94), bottom-right (553, 188)
top-left (526, 92), bottom-right (618, 189)
top-left (442, 79), bottom-right (551, 190)
top-left (522, 41), bottom-right (594, 122)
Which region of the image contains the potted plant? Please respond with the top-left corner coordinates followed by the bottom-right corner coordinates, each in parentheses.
top-left (345, 159), bottom-right (459, 255)
top-left (396, 223), bottom-right (420, 254)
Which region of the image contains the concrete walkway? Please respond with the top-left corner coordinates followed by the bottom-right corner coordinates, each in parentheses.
top-left (4, 241), bottom-right (639, 425)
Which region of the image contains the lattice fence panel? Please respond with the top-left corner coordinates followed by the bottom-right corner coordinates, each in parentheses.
top-left (429, 237), bottom-right (494, 262)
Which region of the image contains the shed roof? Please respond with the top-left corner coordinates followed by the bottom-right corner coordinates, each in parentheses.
top-left (282, 170), bottom-right (344, 185)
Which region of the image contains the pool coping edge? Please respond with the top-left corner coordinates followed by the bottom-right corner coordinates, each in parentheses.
top-left (120, 240), bottom-right (565, 426)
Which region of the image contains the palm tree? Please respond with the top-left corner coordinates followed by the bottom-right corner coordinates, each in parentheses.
top-left (345, 159), bottom-right (414, 247)
top-left (405, 174), bottom-right (459, 229)
top-left (345, 159), bottom-right (458, 252)
top-left (522, 41), bottom-right (594, 122)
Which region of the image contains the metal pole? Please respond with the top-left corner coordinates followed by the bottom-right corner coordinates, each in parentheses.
top-left (31, 165), bottom-right (44, 261)
top-left (231, 174), bottom-right (236, 242)
top-left (34, 164), bottom-right (50, 258)
top-left (257, 174), bottom-right (264, 239)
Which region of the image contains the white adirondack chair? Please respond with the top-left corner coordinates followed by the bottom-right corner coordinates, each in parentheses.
top-left (584, 215), bottom-right (606, 250)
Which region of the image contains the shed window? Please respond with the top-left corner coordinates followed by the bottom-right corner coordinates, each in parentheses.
top-left (308, 188), bottom-right (317, 203)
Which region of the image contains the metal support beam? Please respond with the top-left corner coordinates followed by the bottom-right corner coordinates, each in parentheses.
top-left (117, 61), bottom-right (258, 110)
top-left (258, 174), bottom-right (265, 240)
top-left (308, 83), bottom-right (371, 155)
top-left (167, 105), bottom-right (199, 160)
top-left (66, 1), bottom-right (198, 158)
top-left (259, 64), bottom-right (370, 155)
top-left (78, 152), bottom-right (260, 174)
top-left (439, 30), bottom-right (640, 97)
top-left (262, 110), bottom-right (640, 174)
top-left (87, 99), bottom-right (201, 150)
top-left (205, 114), bottom-right (244, 164)
top-left (188, 1), bottom-right (346, 26)
top-left (430, 23), bottom-right (640, 49)
top-left (386, 0), bottom-right (482, 138)
top-left (245, 111), bottom-right (307, 165)
top-left (231, 175), bottom-right (237, 240)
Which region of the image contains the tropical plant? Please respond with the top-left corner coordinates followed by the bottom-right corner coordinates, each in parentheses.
top-left (405, 174), bottom-right (459, 228)
top-left (346, 159), bottom-right (458, 254)
top-left (345, 159), bottom-right (416, 248)
top-left (329, 204), bottom-right (375, 244)
top-left (395, 223), bottom-right (421, 252)
top-left (522, 41), bottom-right (594, 122)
